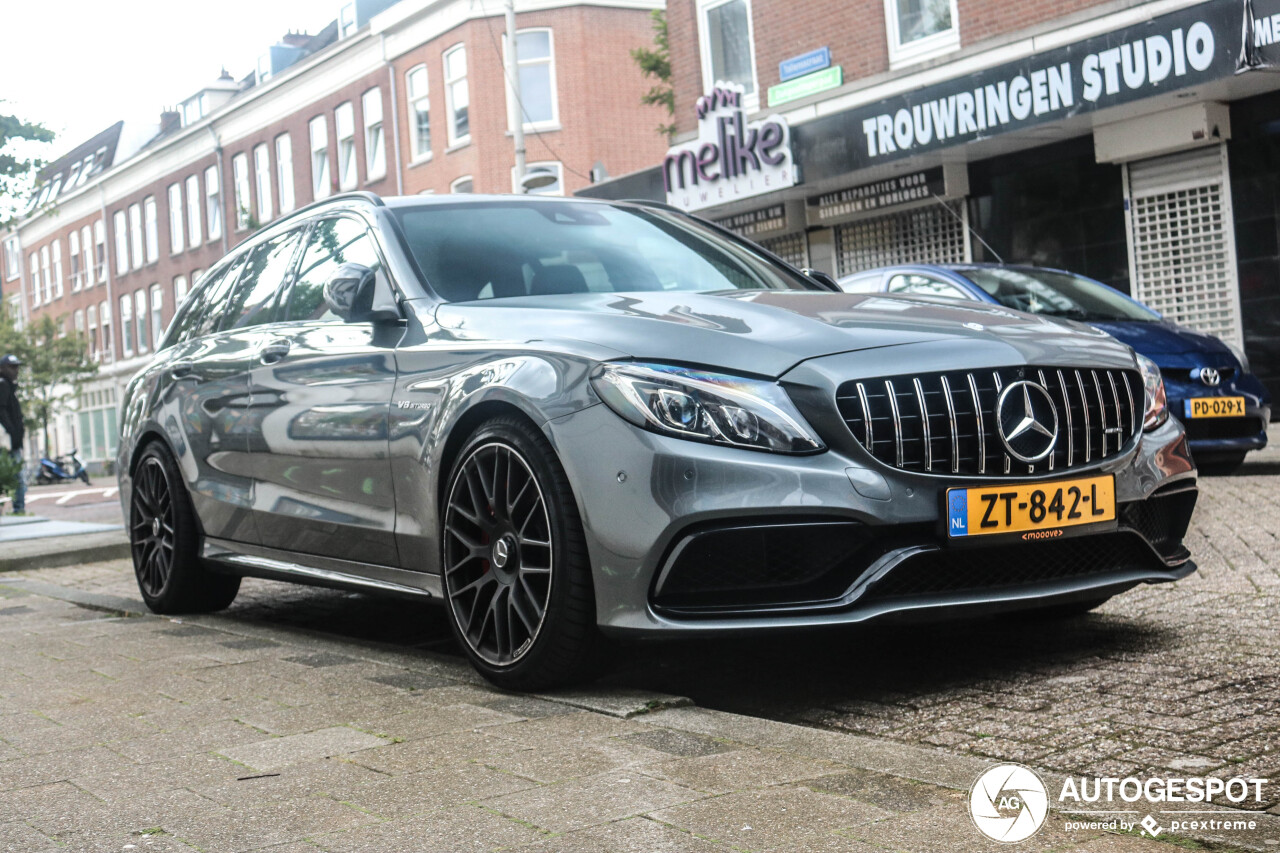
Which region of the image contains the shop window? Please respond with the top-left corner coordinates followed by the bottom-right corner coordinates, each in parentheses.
top-left (885, 0), bottom-right (960, 68)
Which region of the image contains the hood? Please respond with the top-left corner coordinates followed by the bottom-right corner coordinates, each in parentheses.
top-left (435, 290), bottom-right (1131, 378)
top-left (1089, 319), bottom-right (1234, 360)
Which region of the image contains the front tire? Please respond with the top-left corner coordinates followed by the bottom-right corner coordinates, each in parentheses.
top-left (130, 443), bottom-right (240, 614)
top-left (441, 416), bottom-right (602, 690)
top-left (80, 471), bottom-right (91, 486)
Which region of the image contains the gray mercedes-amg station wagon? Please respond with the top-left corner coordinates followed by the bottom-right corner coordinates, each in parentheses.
top-left (117, 193), bottom-right (1198, 688)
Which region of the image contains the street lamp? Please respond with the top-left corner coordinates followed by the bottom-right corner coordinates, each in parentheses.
top-left (518, 167), bottom-right (557, 193)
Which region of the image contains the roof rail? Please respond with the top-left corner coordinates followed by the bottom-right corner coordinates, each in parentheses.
top-left (282, 190), bottom-right (386, 221)
top-left (620, 198), bottom-right (684, 214)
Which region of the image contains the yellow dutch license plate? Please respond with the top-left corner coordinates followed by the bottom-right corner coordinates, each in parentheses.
top-left (946, 475), bottom-right (1115, 539)
top-left (1184, 396), bottom-right (1245, 418)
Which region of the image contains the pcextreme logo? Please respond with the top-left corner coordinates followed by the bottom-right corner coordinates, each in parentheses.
top-left (969, 764), bottom-right (1049, 843)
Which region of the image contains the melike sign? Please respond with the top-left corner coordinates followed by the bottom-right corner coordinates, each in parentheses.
top-left (663, 83), bottom-right (798, 211)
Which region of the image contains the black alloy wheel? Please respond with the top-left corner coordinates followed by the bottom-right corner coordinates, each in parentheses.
top-left (441, 416), bottom-right (602, 689)
top-left (128, 443), bottom-right (240, 614)
top-left (444, 442), bottom-right (554, 666)
top-left (131, 455), bottom-right (176, 599)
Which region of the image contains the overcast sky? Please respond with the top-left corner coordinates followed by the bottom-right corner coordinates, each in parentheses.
top-left (1, 0), bottom-right (337, 162)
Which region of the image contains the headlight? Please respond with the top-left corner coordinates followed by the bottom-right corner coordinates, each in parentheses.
top-left (590, 362), bottom-right (825, 454)
top-left (1225, 340), bottom-right (1251, 374)
top-left (1137, 354), bottom-right (1168, 431)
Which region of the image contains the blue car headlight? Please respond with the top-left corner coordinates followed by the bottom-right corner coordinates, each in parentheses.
top-left (1137, 354), bottom-right (1168, 431)
top-left (1225, 341), bottom-right (1251, 374)
top-left (591, 362), bottom-right (825, 454)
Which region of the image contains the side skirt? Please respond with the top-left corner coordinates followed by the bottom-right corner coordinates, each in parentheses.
top-left (202, 537), bottom-right (443, 602)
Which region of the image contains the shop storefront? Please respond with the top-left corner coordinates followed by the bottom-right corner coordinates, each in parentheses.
top-left (581, 0), bottom-right (1280, 398)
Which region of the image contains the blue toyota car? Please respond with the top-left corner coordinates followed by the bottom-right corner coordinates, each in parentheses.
top-left (839, 263), bottom-right (1271, 474)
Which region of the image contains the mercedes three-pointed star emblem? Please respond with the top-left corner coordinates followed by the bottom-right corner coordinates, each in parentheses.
top-left (996, 381), bottom-right (1060, 463)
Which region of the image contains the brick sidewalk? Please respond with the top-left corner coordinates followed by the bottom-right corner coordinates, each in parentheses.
top-left (0, 570), bottom-right (1250, 852)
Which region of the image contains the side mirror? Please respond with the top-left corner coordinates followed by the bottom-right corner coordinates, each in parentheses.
top-left (322, 263), bottom-right (401, 323)
top-left (801, 268), bottom-right (842, 292)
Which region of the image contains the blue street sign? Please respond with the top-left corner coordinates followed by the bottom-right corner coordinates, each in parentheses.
top-left (779, 47), bottom-right (831, 82)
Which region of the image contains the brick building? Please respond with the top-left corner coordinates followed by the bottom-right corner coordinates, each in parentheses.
top-left (583, 0), bottom-right (1280, 403)
top-left (1, 0), bottom-right (666, 469)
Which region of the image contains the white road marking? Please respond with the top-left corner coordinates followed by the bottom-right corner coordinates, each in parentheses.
top-left (25, 486), bottom-right (116, 504)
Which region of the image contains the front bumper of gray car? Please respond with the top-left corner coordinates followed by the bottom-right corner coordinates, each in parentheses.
top-left (548, 402), bottom-right (1196, 638)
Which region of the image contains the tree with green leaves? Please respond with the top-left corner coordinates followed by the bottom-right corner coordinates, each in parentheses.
top-left (0, 302), bottom-right (97, 457)
top-left (0, 108), bottom-right (56, 230)
top-left (631, 10), bottom-right (675, 139)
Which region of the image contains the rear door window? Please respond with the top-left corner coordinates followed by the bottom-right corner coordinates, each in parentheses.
top-left (222, 230), bottom-right (305, 330)
top-left (286, 217), bottom-right (384, 321)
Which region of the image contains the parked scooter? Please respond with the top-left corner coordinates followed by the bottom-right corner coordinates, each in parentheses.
top-left (35, 449), bottom-right (91, 486)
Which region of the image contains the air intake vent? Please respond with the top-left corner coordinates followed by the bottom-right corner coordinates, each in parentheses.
top-left (836, 366), bottom-right (1141, 477)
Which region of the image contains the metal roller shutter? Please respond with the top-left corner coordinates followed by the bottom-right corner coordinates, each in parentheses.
top-left (1123, 144), bottom-right (1243, 346)
top-left (833, 201), bottom-right (970, 277)
top-left (758, 232), bottom-right (808, 268)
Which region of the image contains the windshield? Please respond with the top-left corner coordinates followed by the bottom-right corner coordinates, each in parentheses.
top-left (392, 201), bottom-right (821, 302)
top-left (959, 267), bottom-right (1159, 322)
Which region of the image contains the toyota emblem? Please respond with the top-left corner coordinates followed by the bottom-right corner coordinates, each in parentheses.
top-left (996, 381), bottom-right (1060, 463)
top-left (1199, 367), bottom-right (1221, 387)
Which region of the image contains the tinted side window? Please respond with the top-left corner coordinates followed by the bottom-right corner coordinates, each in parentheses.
top-left (189, 255), bottom-right (249, 341)
top-left (287, 218), bottom-right (383, 321)
top-left (164, 270), bottom-right (218, 347)
top-left (222, 230), bottom-right (305, 330)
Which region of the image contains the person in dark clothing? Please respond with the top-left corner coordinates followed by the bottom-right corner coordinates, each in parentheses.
top-left (0, 354), bottom-right (26, 513)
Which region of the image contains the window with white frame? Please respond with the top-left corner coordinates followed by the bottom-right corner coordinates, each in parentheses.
top-left (70, 230), bottom-right (83, 291)
top-left (253, 143), bottom-right (274, 222)
top-left (134, 289), bottom-right (148, 354)
top-left (80, 225), bottom-right (92, 288)
top-left (512, 161), bottom-right (563, 196)
top-left (185, 174), bottom-right (202, 246)
top-left (28, 252), bottom-right (40, 307)
top-left (444, 45), bottom-right (470, 145)
top-left (168, 183), bottom-right (184, 254)
top-left (150, 283), bottom-right (164, 346)
top-left (335, 102), bottom-right (357, 190)
top-left (450, 175), bottom-right (474, 194)
top-left (406, 65), bottom-right (431, 160)
top-left (506, 29), bottom-right (558, 129)
top-left (275, 134), bottom-right (295, 214)
top-left (40, 245), bottom-right (51, 302)
top-left (144, 196), bottom-right (159, 264)
top-left (3, 236), bottom-right (18, 281)
top-left (128, 203), bottom-right (143, 269)
top-left (73, 308), bottom-right (84, 338)
top-left (232, 153), bottom-right (251, 230)
top-left (119, 294), bottom-right (133, 357)
top-left (94, 220), bottom-right (107, 282)
top-left (114, 210), bottom-right (129, 274)
top-left (174, 274), bottom-right (189, 306)
top-left (205, 166), bottom-right (223, 240)
top-left (697, 0), bottom-right (758, 106)
top-left (100, 300), bottom-right (113, 362)
top-left (51, 241), bottom-right (63, 298)
top-left (310, 116), bottom-right (331, 200)
top-left (884, 0), bottom-right (959, 67)
top-left (87, 305), bottom-right (98, 360)
top-left (362, 88), bottom-right (386, 180)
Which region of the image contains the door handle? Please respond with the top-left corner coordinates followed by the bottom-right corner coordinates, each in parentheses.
top-left (258, 339), bottom-right (291, 365)
top-left (169, 360), bottom-right (197, 380)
